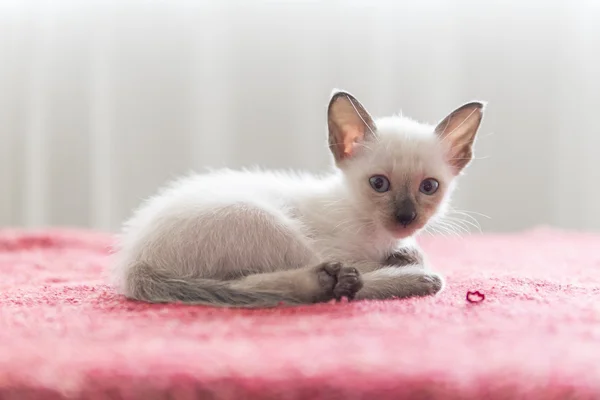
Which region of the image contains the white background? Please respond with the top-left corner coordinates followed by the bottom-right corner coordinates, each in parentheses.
top-left (1, 0), bottom-right (599, 232)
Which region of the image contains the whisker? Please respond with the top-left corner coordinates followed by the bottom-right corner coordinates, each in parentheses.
top-left (432, 228), bottom-right (447, 238)
top-left (449, 208), bottom-right (492, 220)
top-left (478, 131), bottom-right (495, 139)
top-left (431, 220), bottom-right (464, 237)
top-left (447, 210), bottom-right (481, 224)
top-left (425, 225), bottom-right (448, 238)
top-left (446, 214), bottom-right (482, 232)
top-left (447, 155), bottom-right (491, 162)
top-left (442, 216), bottom-right (481, 233)
top-left (438, 217), bottom-right (471, 233)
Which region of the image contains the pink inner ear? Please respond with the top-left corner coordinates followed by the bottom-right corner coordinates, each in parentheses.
top-left (342, 126), bottom-right (363, 157)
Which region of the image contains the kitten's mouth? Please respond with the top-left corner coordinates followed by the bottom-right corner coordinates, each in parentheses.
top-left (387, 224), bottom-right (420, 239)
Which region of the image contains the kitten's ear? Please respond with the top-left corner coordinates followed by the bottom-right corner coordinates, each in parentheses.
top-left (434, 101), bottom-right (485, 175)
top-left (327, 89), bottom-right (377, 164)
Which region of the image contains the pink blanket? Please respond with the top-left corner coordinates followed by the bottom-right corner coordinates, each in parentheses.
top-left (1, 228), bottom-right (599, 399)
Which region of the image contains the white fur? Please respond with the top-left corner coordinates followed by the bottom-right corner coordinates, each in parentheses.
top-left (115, 119), bottom-right (446, 288)
top-left (111, 92), bottom-right (483, 306)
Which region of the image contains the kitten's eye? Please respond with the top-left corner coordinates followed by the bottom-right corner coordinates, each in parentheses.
top-left (369, 175), bottom-right (390, 193)
top-left (419, 178), bottom-right (439, 195)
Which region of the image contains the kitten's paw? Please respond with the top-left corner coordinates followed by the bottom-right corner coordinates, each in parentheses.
top-left (415, 272), bottom-right (444, 296)
top-left (385, 247), bottom-right (425, 267)
top-left (316, 262), bottom-right (363, 302)
top-left (333, 265), bottom-right (363, 301)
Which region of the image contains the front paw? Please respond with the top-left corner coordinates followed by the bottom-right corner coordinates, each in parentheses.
top-left (421, 272), bottom-right (444, 295)
top-left (416, 272), bottom-right (443, 296)
top-left (385, 247), bottom-right (424, 267)
top-left (316, 262), bottom-right (363, 301)
top-left (332, 264), bottom-right (363, 301)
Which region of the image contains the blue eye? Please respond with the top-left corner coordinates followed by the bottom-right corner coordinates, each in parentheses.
top-left (369, 175), bottom-right (390, 192)
top-left (419, 178), bottom-right (439, 195)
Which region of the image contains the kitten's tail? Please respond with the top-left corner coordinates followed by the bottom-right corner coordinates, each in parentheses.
top-left (120, 263), bottom-right (301, 308)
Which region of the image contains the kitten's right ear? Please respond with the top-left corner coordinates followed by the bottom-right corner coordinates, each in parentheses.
top-left (434, 101), bottom-right (485, 175)
top-left (327, 89), bottom-right (377, 164)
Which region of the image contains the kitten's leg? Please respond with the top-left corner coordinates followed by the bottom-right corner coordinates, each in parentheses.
top-left (128, 260), bottom-right (363, 307)
top-left (354, 266), bottom-right (443, 300)
top-left (351, 245), bottom-right (426, 274)
top-left (229, 261), bottom-right (363, 304)
top-left (385, 246), bottom-right (425, 267)
top-left (356, 243), bottom-right (441, 300)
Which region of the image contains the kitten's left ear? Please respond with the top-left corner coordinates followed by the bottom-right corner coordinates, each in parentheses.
top-left (327, 89), bottom-right (377, 164)
top-left (435, 101), bottom-right (486, 175)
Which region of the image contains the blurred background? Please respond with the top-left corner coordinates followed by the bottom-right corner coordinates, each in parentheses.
top-left (1, 0), bottom-right (599, 233)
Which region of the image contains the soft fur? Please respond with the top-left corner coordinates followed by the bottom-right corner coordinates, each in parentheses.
top-left (112, 89), bottom-right (485, 307)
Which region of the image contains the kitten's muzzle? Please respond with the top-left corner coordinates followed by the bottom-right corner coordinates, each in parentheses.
top-left (395, 199), bottom-right (417, 228)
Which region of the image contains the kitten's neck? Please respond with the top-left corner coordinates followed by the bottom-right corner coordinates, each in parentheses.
top-left (293, 172), bottom-right (401, 261)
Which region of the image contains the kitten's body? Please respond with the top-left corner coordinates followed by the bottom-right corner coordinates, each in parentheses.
top-left (112, 90), bottom-right (484, 307)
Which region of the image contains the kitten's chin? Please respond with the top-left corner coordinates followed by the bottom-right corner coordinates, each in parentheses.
top-left (387, 225), bottom-right (419, 239)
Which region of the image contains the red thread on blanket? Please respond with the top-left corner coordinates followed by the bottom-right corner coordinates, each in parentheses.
top-left (466, 290), bottom-right (485, 303)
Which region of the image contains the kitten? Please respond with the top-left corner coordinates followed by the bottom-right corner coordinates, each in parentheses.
top-left (111, 89), bottom-right (485, 307)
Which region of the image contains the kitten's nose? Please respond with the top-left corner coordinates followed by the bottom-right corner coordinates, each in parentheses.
top-left (396, 210), bottom-right (417, 227)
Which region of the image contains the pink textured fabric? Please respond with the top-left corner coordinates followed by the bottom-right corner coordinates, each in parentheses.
top-left (1, 228), bottom-right (600, 399)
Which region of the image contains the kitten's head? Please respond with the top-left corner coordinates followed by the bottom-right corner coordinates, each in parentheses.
top-left (327, 89), bottom-right (485, 239)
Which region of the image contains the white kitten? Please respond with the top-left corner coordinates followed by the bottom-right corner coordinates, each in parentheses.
top-left (112, 89), bottom-right (485, 307)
